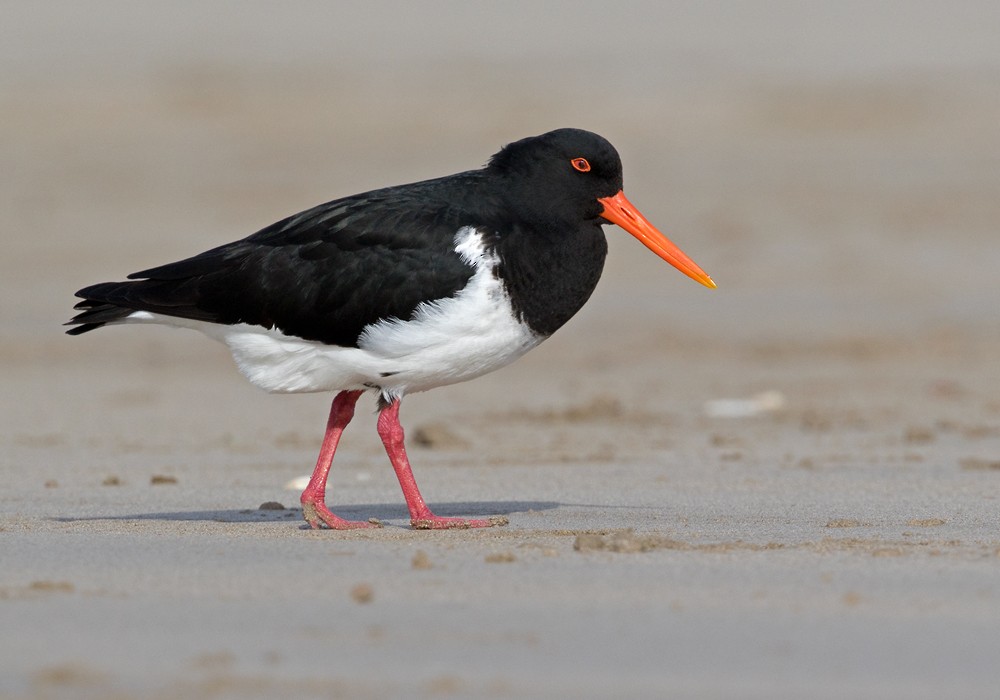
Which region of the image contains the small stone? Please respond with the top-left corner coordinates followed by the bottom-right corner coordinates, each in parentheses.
top-left (411, 423), bottom-right (470, 449)
top-left (842, 591), bottom-right (862, 607)
top-left (411, 550), bottom-right (433, 570)
top-left (484, 552), bottom-right (516, 563)
top-left (102, 475), bottom-right (121, 486)
top-left (150, 474), bottom-right (177, 485)
top-left (258, 501), bottom-right (285, 510)
top-left (350, 583), bottom-right (374, 604)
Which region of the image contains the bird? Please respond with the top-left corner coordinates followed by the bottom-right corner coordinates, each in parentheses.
top-left (67, 128), bottom-right (715, 530)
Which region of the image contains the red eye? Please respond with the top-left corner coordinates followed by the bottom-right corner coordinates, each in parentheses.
top-left (570, 157), bottom-right (591, 173)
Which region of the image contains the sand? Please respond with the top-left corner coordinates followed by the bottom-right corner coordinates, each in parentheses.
top-left (3, 3), bottom-right (1000, 698)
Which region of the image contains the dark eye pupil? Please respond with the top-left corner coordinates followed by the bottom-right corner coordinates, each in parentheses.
top-left (572, 158), bottom-right (591, 172)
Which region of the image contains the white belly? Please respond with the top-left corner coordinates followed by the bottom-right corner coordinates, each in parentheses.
top-left (125, 227), bottom-right (544, 400)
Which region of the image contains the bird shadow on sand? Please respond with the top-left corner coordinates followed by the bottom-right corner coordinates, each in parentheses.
top-left (52, 500), bottom-right (560, 527)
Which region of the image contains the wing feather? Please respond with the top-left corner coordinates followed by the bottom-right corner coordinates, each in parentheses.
top-left (67, 175), bottom-right (488, 347)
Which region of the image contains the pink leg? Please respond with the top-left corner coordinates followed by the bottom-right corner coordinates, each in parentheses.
top-left (300, 390), bottom-right (381, 529)
top-left (376, 398), bottom-right (508, 529)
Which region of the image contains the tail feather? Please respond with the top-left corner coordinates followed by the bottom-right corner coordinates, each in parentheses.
top-left (65, 298), bottom-right (134, 334)
top-left (65, 281), bottom-right (144, 335)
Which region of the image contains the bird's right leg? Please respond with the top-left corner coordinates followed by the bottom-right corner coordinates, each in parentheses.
top-left (300, 390), bottom-right (381, 529)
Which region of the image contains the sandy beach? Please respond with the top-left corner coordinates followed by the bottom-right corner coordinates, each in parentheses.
top-left (3, 2), bottom-right (1000, 698)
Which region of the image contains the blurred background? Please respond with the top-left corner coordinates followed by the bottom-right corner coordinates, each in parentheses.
top-left (4, 0), bottom-right (1000, 464)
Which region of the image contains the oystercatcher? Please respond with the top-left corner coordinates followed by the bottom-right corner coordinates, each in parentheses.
top-left (67, 128), bottom-right (715, 530)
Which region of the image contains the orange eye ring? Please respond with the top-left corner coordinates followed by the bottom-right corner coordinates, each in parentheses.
top-left (570, 157), bottom-right (591, 172)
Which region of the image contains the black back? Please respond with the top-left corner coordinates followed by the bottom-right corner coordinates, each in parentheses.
top-left (68, 128), bottom-right (627, 345)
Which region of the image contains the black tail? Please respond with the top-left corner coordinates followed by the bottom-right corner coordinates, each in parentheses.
top-left (65, 302), bottom-right (132, 334)
top-left (65, 282), bottom-right (137, 335)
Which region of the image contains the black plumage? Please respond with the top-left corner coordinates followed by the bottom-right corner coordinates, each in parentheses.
top-left (68, 129), bottom-right (624, 345)
top-left (69, 179), bottom-right (482, 346)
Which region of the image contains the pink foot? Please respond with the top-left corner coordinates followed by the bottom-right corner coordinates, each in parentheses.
top-left (376, 399), bottom-right (511, 531)
top-left (301, 500), bottom-right (382, 530)
top-left (299, 390), bottom-right (380, 531)
top-left (410, 514), bottom-right (510, 530)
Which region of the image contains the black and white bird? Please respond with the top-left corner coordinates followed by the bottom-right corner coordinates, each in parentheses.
top-left (67, 128), bottom-right (715, 530)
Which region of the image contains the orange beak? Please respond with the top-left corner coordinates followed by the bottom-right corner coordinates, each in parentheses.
top-left (598, 190), bottom-right (716, 289)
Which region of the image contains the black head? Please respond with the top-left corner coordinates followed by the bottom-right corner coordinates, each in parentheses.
top-left (486, 128), bottom-right (625, 226)
top-left (486, 128), bottom-right (716, 289)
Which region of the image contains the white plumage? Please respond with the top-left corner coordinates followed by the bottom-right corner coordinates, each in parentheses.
top-left (124, 227), bottom-right (542, 400)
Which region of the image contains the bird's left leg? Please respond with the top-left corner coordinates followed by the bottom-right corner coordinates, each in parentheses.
top-left (376, 398), bottom-right (508, 529)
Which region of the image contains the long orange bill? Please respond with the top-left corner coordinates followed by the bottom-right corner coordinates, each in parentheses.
top-left (598, 190), bottom-right (716, 289)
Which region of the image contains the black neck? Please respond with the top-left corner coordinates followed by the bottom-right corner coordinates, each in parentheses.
top-left (494, 222), bottom-right (608, 337)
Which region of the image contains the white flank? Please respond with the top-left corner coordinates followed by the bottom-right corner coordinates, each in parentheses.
top-left (123, 227), bottom-right (542, 400)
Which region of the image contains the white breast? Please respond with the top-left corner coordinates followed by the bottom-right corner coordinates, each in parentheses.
top-left (125, 227), bottom-right (543, 400)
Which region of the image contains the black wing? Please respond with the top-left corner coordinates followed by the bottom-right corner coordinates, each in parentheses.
top-left (67, 175), bottom-right (488, 347)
